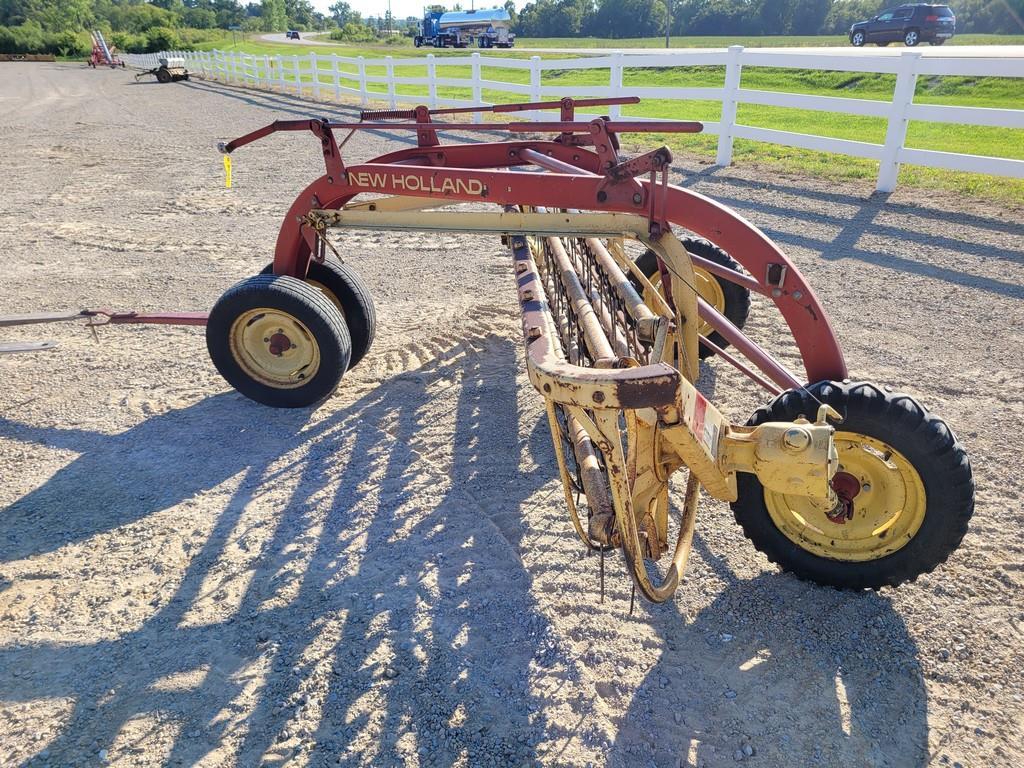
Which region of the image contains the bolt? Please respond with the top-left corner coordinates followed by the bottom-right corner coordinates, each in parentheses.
top-left (593, 391), bottom-right (605, 404)
top-left (632, 193), bottom-right (643, 204)
top-left (792, 290), bottom-right (803, 300)
top-left (264, 337), bottom-right (269, 342)
top-left (782, 427), bottom-right (811, 451)
top-left (597, 191), bottom-right (608, 202)
top-left (771, 288), bottom-right (782, 298)
top-left (862, 483), bottom-right (871, 492)
top-left (291, 343), bottom-right (297, 349)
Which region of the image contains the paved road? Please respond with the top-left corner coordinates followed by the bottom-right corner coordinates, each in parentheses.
top-left (259, 33), bottom-right (1024, 57)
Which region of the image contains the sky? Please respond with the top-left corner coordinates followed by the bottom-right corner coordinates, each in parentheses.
top-left (309, 0), bottom-right (528, 23)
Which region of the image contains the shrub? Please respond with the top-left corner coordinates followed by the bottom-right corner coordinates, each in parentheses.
top-left (146, 26), bottom-right (181, 52)
top-left (0, 21), bottom-right (46, 53)
top-left (111, 31), bottom-right (148, 53)
top-left (54, 30), bottom-right (89, 57)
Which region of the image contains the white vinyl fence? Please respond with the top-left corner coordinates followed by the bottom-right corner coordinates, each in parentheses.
top-left (125, 46), bottom-right (1024, 193)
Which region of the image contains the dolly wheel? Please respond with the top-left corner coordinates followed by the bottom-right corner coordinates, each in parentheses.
top-left (731, 380), bottom-right (974, 589)
top-left (206, 275), bottom-right (351, 408)
top-left (261, 258), bottom-right (376, 369)
top-left (156, 68), bottom-right (172, 83)
top-left (633, 236), bottom-right (751, 360)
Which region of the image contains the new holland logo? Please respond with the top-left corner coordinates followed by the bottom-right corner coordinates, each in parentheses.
top-left (349, 171), bottom-right (486, 197)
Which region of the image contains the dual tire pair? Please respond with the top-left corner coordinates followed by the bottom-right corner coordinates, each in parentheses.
top-left (205, 259), bottom-right (375, 408)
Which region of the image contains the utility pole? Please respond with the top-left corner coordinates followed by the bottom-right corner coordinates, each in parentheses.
top-left (388, 0), bottom-right (392, 34)
top-left (665, 0), bottom-right (671, 48)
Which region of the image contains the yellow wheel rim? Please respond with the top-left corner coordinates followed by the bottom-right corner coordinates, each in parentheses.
top-left (764, 432), bottom-right (927, 562)
top-left (306, 278), bottom-right (344, 315)
top-left (229, 308), bottom-right (321, 389)
top-left (644, 266), bottom-right (725, 337)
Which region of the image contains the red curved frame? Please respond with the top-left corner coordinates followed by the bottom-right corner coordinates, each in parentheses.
top-left (270, 140), bottom-right (847, 385)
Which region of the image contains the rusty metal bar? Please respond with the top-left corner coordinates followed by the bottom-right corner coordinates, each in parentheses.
top-left (585, 237), bottom-right (654, 323)
top-left (688, 253), bottom-right (767, 296)
top-left (696, 296), bottom-right (803, 391)
top-left (546, 236), bottom-right (616, 365)
top-left (698, 334), bottom-right (783, 395)
top-left (519, 148), bottom-right (598, 176)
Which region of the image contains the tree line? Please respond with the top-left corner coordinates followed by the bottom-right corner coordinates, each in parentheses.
top-left (0, 0), bottom-right (332, 55)
top-left (514, 0), bottom-right (1024, 37)
top-left (1, 0), bottom-right (1020, 56)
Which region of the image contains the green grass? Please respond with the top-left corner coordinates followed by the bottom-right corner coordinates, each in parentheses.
top-left (193, 34), bottom-right (1024, 204)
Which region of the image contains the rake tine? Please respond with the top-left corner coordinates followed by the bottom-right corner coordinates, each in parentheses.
top-left (600, 547), bottom-right (605, 603)
top-left (629, 583), bottom-right (636, 616)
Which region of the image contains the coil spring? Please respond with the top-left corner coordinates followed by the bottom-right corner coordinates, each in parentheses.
top-left (360, 108), bottom-right (418, 121)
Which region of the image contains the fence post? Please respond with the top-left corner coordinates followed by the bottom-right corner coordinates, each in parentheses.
top-left (427, 53), bottom-right (438, 109)
top-left (471, 52), bottom-right (482, 123)
top-left (877, 50), bottom-right (921, 193)
top-left (529, 55), bottom-right (542, 121)
top-left (332, 55), bottom-right (341, 101)
top-left (716, 44), bottom-right (743, 167)
top-left (386, 56), bottom-right (396, 108)
top-left (262, 54), bottom-right (270, 89)
top-left (310, 52), bottom-right (320, 100)
top-left (609, 51), bottom-right (624, 119)
top-left (289, 54), bottom-right (299, 95)
top-left (358, 56), bottom-right (367, 105)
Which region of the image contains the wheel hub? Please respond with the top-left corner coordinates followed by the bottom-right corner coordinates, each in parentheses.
top-left (229, 308), bottom-right (321, 389)
top-left (267, 331), bottom-right (293, 356)
top-left (763, 431), bottom-right (927, 562)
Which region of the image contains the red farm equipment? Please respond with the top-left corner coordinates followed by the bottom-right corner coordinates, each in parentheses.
top-left (2, 97), bottom-right (974, 605)
top-left (87, 30), bottom-right (124, 69)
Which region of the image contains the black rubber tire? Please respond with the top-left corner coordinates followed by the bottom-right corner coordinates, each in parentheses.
top-left (261, 258), bottom-right (376, 370)
top-left (904, 28), bottom-right (920, 46)
top-left (851, 32), bottom-right (865, 46)
top-left (731, 380), bottom-right (974, 589)
top-left (632, 236), bottom-right (751, 360)
top-left (206, 274), bottom-right (351, 408)
top-left (156, 68), bottom-right (172, 84)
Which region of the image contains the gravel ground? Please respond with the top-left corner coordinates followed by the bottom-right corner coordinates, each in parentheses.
top-left (0, 63), bottom-right (1022, 768)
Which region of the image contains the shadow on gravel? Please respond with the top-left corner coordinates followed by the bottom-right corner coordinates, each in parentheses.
top-left (0, 334), bottom-right (557, 766)
top-left (674, 165), bottom-right (1024, 300)
top-left (610, 536), bottom-right (928, 768)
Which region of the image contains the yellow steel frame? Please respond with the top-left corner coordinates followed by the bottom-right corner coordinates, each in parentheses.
top-left (309, 201), bottom-right (841, 602)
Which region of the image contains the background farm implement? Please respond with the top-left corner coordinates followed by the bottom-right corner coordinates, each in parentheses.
top-left (2, 96), bottom-right (974, 605)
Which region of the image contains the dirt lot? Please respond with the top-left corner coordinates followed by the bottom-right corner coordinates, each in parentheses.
top-left (0, 63), bottom-right (1022, 768)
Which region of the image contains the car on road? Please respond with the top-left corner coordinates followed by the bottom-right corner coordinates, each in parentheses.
top-left (849, 4), bottom-right (956, 47)
top-left (286, 30), bottom-right (301, 40)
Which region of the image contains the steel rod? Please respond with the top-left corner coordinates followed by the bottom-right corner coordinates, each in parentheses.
top-left (546, 236), bottom-right (616, 364)
top-left (698, 334), bottom-right (783, 395)
top-left (696, 296), bottom-right (802, 391)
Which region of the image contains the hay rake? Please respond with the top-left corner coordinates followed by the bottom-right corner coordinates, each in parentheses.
top-left (205, 96), bottom-right (973, 602)
top-left (4, 97), bottom-right (974, 603)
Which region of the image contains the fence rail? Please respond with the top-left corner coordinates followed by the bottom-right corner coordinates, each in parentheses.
top-left (125, 46), bottom-right (1024, 192)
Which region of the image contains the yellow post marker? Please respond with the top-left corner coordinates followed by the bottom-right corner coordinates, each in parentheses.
top-left (223, 154), bottom-right (232, 189)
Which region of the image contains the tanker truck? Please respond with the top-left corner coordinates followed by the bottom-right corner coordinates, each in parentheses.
top-left (414, 9), bottom-right (515, 48)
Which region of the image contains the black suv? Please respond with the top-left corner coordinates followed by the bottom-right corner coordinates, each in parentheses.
top-left (849, 4), bottom-right (955, 47)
